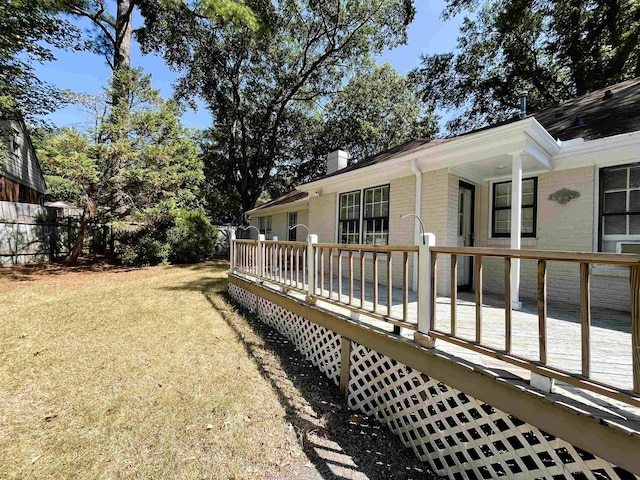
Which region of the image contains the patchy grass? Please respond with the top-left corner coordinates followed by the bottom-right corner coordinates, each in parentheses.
top-left (0, 261), bottom-right (304, 479)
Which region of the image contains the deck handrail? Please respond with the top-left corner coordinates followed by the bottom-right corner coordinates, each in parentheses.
top-left (230, 236), bottom-right (640, 407)
top-left (430, 245), bottom-right (640, 407)
top-left (431, 246), bottom-right (640, 265)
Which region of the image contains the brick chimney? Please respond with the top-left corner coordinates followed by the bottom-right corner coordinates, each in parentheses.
top-left (326, 150), bottom-right (349, 175)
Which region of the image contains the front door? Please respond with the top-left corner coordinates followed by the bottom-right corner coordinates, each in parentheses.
top-left (458, 181), bottom-right (475, 290)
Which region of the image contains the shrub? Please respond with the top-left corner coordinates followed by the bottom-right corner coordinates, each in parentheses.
top-left (116, 226), bottom-right (171, 267)
top-left (114, 209), bottom-right (216, 266)
top-left (167, 210), bottom-right (217, 264)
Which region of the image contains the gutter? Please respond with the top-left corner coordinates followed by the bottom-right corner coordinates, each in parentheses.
top-left (410, 159), bottom-right (421, 292)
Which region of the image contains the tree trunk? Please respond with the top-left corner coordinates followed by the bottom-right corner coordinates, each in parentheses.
top-left (109, 0), bottom-right (134, 217)
top-left (65, 208), bottom-right (93, 267)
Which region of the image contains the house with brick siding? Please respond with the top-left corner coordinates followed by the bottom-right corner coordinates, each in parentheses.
top-left (248, 78), bottom-right (640, 311)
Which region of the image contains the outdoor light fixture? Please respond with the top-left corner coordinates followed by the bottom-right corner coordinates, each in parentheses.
top-left (289, 224), bottom-right (310, 234)
top-left (400, 213), bottom-right (426, 245)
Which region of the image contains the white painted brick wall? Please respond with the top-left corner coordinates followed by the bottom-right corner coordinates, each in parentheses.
top-left (477, 167), bottom-right (631, 311)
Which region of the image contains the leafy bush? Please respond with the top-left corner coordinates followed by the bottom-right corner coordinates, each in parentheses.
top-left (116, 226), bottom-right (171, 267)
top-left (114, 209), bottom-right (216, 266)
top-left (168, 210), bottom-right (217, 264)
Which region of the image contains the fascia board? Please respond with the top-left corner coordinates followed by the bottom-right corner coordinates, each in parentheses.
top-left (553, 131), bottom-right (640, 171)
top-left (246, 199), bottom-right (309, 217)
top-left (299, 119), bottom-right (558, 192)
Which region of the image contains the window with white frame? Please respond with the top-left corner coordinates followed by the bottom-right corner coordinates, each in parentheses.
top-left (259, 215), bottom-right (272, 239)
top-left (363, 185), bottom-right (389, 244)
top-left (599, 163), bottom-right (640, 253)
top-left (492, 178), bottom-right (537, 237)
top-left (338, 185), bottom-right (389, 245)
top-left (288, 212), bottom-right (297, 241)
top-left (338, 191), bottom-right (361, 244)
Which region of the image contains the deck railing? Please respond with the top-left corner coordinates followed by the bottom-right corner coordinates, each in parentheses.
top-left (262, 240), bottom-right (308, 291)
top-left (430, 246), bottom-right (640, 407)
top-left (230, 233), bottom-right (640, 407)
top-left (313, 243), bottom-right (419, 332)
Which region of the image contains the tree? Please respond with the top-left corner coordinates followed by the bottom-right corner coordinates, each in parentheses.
top-left (323, 62), bottom-right (438, 162)
top-left (0, 0), bottom-right (81, 121)
top-left (65, 0), bottom-right (257, 216)
top-left (139, 0), bottom-right (417, 220)
top-left (38, 69), bottom-right (203, 265)
top-left (410, 0), bottom-right (640, 135)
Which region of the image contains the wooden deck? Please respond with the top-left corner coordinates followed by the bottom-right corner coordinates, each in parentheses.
top-left (237, 270), bottom-right (640, 430)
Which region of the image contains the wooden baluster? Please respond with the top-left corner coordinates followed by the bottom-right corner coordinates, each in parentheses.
top-left (360, 250), bottom-right (365, 308)
top-left (278, 244), bottom-right (282, 283)
top-left (296, 247), bottom-right (300, 288)
top-left (430, 252), bottom-right (437, 332)
top-left (631, 264), bottom-right (640, 392)
top-left (475, 255), bottom-right (483, 343)
top-left (538, 259), bottom-right (548, 365)
top-left (349, 250), bottom-right (354, 305)
top-left (290, 246), bottom-right (294, 286)
top-left (302, 246), bottom-right (307, 288)
top-left (329, 248), bottom-right (333, 300)
top-left (403, 251), bottom-right (409, 323)
top-left (387, 252), bottom-right (392, 318)
top-left (338, 250), bottom-right (343, 302)
top-left (580, 262), bottom-right (591, 378)
top-left (451, 254), bottom-right (457, 336)
top-left (372, 251), bottom-right (378, 313)
top-left (505, 257), bottom-right (512, 353)
top-left (320, 248), bottom-right (324, 296)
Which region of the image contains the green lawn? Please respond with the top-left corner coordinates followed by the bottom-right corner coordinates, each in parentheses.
top-left (0, 261), bottom-right (304, 479)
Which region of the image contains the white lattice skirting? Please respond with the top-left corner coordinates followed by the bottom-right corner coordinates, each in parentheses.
top-left (228, 283), bottom-right (637, 480)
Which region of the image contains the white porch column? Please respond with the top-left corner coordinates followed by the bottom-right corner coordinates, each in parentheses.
top-left (510, 153), bottom-right (523, 309)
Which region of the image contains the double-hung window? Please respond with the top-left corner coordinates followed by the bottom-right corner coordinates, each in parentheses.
top-left (492, 178), bottom-right (537, 237)
top-left (600, 163), bottom-right (640, 252)
top-left (338, 185), bottom-right (389, 245)
top-left (338, 191), bottom-right (361, 244)
top-left (259, 216), bottom-right (272, 240)
top-left (363, 185), bottom-right (389, 244)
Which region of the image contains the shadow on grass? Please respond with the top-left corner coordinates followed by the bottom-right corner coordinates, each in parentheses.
top-left (200, 287), bottom-right (436, 480)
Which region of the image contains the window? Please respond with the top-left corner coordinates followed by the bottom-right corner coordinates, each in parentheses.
top-left (599, 163), bottom-right (640, 252)
top-left (338, 185), bottom-right (389, 245)
top-left (18, 184), bottom-right (28, 203)
top-left (492, 178), bottom-right (537, 237)
top-left (259, 216), bottom-right (272, 239)
top-left (363, 185), bottom-right (389, 244)
top-left (338, 191), bottom-right (360, 244)
top-left (288, 212), bottom-right (297, 241)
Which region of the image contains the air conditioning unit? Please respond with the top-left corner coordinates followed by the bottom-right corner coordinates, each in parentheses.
top-left (616, 241), bottom-right (640, 254)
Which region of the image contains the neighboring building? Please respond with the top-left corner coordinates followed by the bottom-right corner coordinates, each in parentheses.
top-left (248, 78), bottom-right (640, 311)
top-left (0, 112), bottom-right (46, 205)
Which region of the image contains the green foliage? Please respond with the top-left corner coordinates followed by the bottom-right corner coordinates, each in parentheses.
top-left (139, 0), bottom-right (417, 221)
top-left (0, 0), bottom-right (81, 120)
top-left (115, 209), bottom-right (216, 266)
top-left (323, 63), bottom-right (438, 162)
top-left (38, 128), bottom-right (99, 205)
top-left (167, 210), bottom-right (217, 264)
top-left (410, 0), bottom-right (640, 135)
top-left (102, 68), bottom-right (205, 215)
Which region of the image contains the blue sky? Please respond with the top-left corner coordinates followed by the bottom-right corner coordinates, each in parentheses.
top-left (37, 1), bottom-right (463, 130)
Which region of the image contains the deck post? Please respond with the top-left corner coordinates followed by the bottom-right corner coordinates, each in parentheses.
top-left (257, 234), bottom-right (265, 281)
top-left (339, 336), bottom-right (352, 400)
top-left (229, 229), bottom-right (236, 272)
top-left (414, 232), bottom-right (436, 348)
top-left (510, 153), bottom-right (523, 310)
top-left (306, 234), bottom-right (318, 303)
